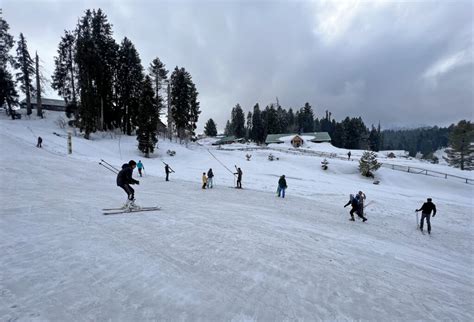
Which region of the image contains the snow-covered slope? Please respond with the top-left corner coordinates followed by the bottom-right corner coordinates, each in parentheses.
top-left (1, 112), bottom-right (473, 320)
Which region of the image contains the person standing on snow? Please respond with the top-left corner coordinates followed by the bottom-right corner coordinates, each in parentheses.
top-left (36, 136), bottom-right (42, 148)
top-left (164, 163), bottom-right (174, 181)
top-left (207, 168), bottom-right (214, 188)
top-left (117, 160), bottom-right (140, 209)
top-left (347, 151), bottom-right (351, 160)
top-left (344, 193), bottom-right (367, 222)
top-left (234, 167), bottom-right (243, 189)
top-left (357, 191), bottom-right (366, 216)
top-left (202, 172), bottom-right (208, 189)
top-left (137, 160), bottom-right (144, 177)
top-left (416, 198), bottom-right (437, 234)
top-left (277, 175), bottom-right (288, 198)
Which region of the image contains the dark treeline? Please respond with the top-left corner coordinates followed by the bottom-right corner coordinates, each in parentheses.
top-left (0, 10), bottom-right (200, 156)
top-left (381, 127), bottom-right (451, 158)
top-left (219, 102), bottom-right (472, 164)
top-left (222, 102), bottom-right (380, 151)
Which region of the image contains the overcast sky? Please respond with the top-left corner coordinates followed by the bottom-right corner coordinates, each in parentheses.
top-left (3, 0), bottom-right (473, 131)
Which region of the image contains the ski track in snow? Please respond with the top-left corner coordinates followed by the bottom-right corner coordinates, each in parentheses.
top-left (0, 113), bottom-right (473, 320)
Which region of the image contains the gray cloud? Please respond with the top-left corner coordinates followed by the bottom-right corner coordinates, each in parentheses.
top-left (3, 0), bottom-right (473, 131)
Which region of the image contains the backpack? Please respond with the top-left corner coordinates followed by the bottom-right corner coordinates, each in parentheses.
top-left (350, 194), bottom-right (359, 207)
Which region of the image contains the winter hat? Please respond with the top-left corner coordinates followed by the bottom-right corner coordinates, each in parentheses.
top-left (427, 198), bottom-right (432, 202)
top-left (129, 160), bottom-right (137, 166)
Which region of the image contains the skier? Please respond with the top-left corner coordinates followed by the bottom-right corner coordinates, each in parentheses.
top-left (347, 151), bottom-right (351, 160)
top-left (164, 163), bottom-right (174, 181)
top-left (117, 160), bottom-right (140, 209)
top-left (416, 198), bottom-right (437, 234)
top-left (202, 172), bottom-right (208, 189)
top-left (36, 136), bottom-right (42, 148)
top-left (344, 192), bottom-right (367, 222)
top-left (137, 160), bottom-right (144, 177)
top-left (234, 167), bottom-right (243, 189)
top-left (277, 175), bottom-right (287, 198)
top-left (207, 168), bottom-right (214, 188)
top-left (357, 191), bottom-right (366, 216)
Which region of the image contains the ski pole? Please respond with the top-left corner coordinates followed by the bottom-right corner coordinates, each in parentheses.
top-left (101, 159), bottom-right (120, 172)
top-left (99, 162), bottom-right (118, 174)
top-left (415, 211), bottom-right (419, 228)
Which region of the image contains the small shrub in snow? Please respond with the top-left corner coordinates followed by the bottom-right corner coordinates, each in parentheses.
top-left (387, 152), bottom-right (396, 158)
top-left (359, 151), bottom-right (381, 178)
top-left (321, 159), bottom-right (329, 170)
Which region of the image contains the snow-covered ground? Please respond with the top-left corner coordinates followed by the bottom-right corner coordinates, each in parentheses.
top-left (1, 112), bottom-right (473, 320)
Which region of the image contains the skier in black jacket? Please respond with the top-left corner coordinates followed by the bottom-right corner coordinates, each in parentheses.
top-left (416, 198), bottom-right (437, 234)
top-left (344, 193), bottom-right (367, 222)
top-left (117, 160), bottom-right (140, 208)
top-left (277, 175), bottom-right (287, 198)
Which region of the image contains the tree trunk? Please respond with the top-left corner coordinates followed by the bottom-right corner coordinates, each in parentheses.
top-left (35, 52), bottom-right (43, 118)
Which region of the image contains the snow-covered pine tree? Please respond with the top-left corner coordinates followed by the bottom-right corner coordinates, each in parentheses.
top-left (136, 76), bottom-right (158, 157)
top-left (204, 118), bottom-right (217, 137)
top-left (443, 120), bottom-right (473, 170)
top-left (52, 30), bottom-right (78, 119)
top-left (359, 151), bottom-right (381, 178)
top-left (14, 33), bottom-right (35, 116)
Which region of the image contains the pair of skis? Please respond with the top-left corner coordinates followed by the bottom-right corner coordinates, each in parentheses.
top-left (103, 206), bottom-right (161, 215)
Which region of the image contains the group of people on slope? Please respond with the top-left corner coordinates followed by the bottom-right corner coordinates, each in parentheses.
top-left (115, 159), bottom-right (439, 233)
top-left (344, 191), bottom-right (367, 222)
top-left (202, 168), bottom-right (214, 189)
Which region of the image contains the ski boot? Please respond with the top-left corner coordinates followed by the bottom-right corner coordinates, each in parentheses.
top-left (349, 216), bottom-right (355, 221)
top-left (362, 217), bottom-right (367, 222)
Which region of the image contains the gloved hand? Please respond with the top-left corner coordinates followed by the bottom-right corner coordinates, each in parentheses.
top-left (344, 205), bottom-right (347, 208)
top-left (432, 214), bottom-right (435, 217)
top-left (136, 181), bottom-right (140, 185)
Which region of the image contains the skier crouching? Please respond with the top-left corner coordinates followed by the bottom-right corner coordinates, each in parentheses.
top-left (117, 160), bottom-right (140, 209)
top-left (344, 192), bottom-right (367, 222)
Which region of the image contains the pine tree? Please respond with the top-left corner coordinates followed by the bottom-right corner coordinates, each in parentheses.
top-left (331, 122), bottom-right (346, 148)
top-left (297, 103), bottom-right (314, 133)
top-left (251, 103), bottom-right (265, 143)
top-left (264, 105), bottom-right (279, 134)
top-left (148, 57), bottom-right (168, 118)
top-left (359, 151), bottom-right (381, 178)
top-left (0, 68), bottom-right (18, 118)
top-left (52, 30), bottom-right (77, 118)
top-left (443, 120), bottom-right (474, 170)
top-left (136, 76), bottom-right (158, 157)
top-left (231, 104), bottom-right (245, 138)
top-left (204, 118), bottom-right (217, 137)
top-left (224, 120), bottom-right (232, 136)
top-left (0, 16), bottom-right (18, 116)
top-left (246, 111), bottom-right (252, 140)
top-left (116, 37), bottom-right (144, 135)
top-left (75, 9), bottom-right (118, 138)
top-left (14, 33), bottom-right (35, 116)
top-left (286, 108), bottom-right (296, 132)
top-left (368, 125), bottom-right (381, 151)
top-left (170, 66), bottom-right (200, 140)
top-left (188, 82), bottom-right (200, 137)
